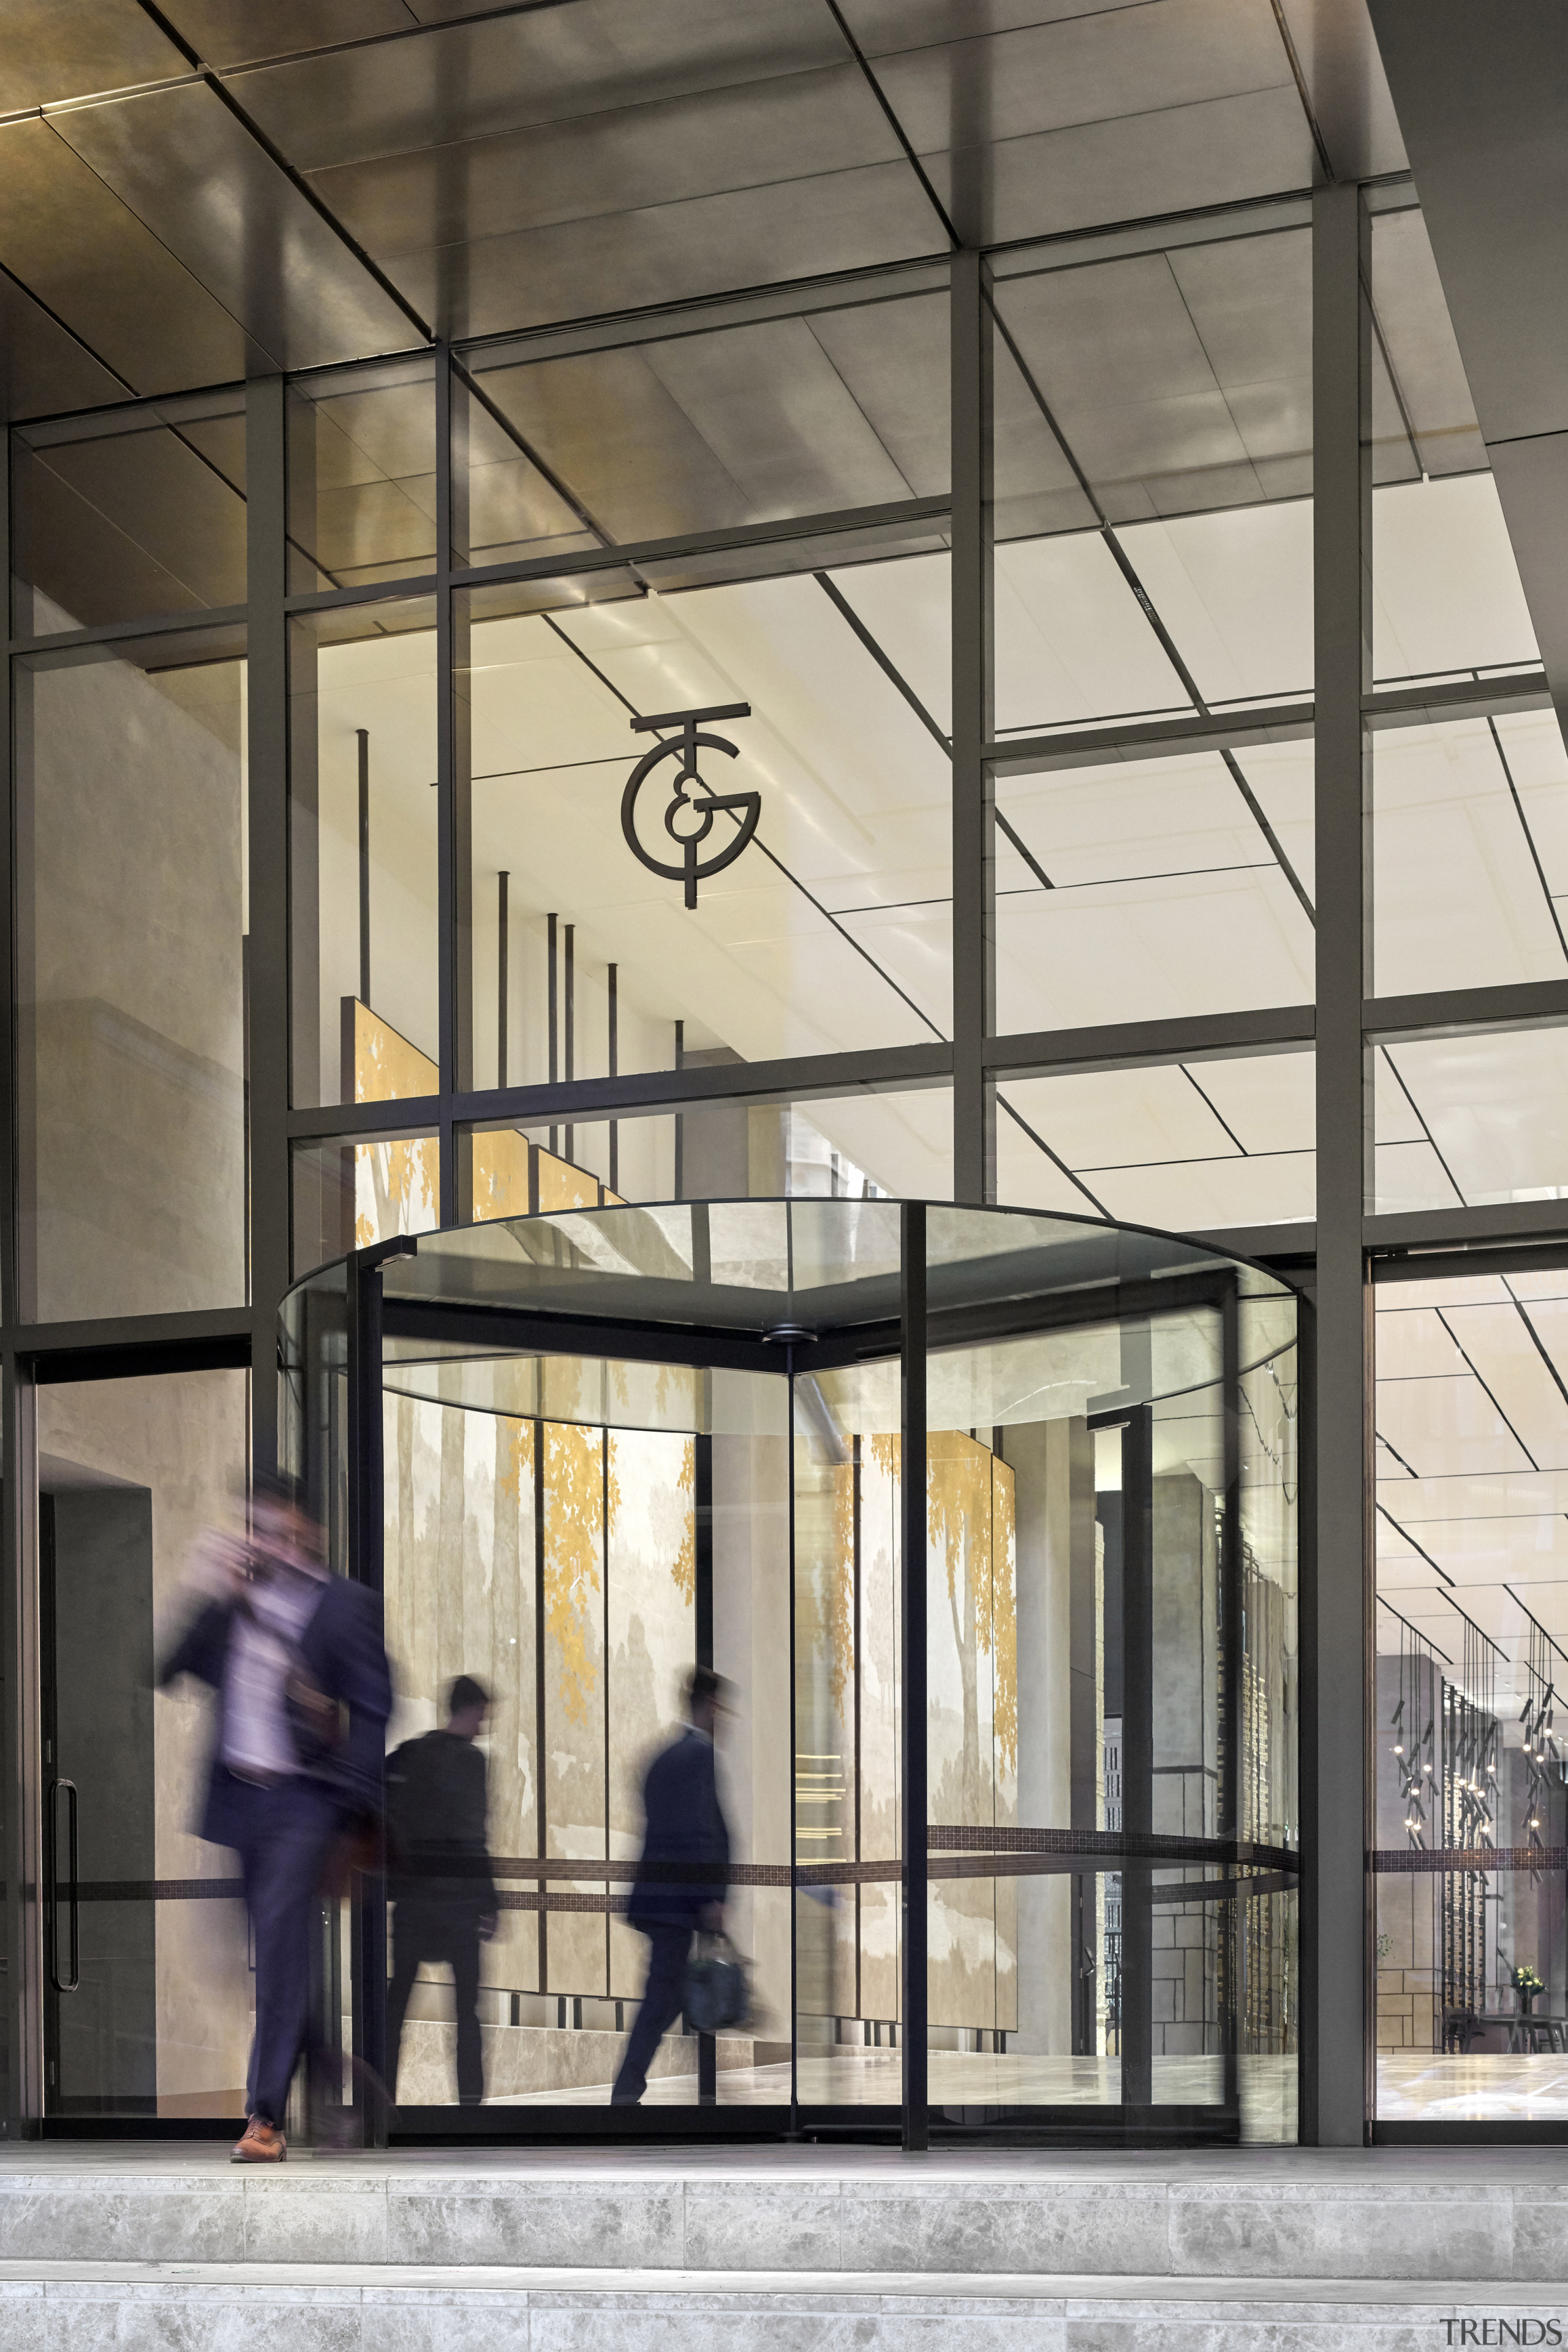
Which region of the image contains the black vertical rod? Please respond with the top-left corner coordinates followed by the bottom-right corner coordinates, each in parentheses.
top-left (1219, 1277), bottom-right (1243, 2117)
top-left (356, 728), bottom-right (371, 1010)
top-left (546, 914), bottom-right (559, 1156)
top-left (497, 872), bottom-right (508, 1089)
top-left (949, 251), bottom-right (995, 1205)
top-left (607, 963), bottom-right (619, 1193)
top-left (695, 1430), bottom-right (715, 2104)
top-left (245, 374), bottom-right (291, 1481)
top-left (673, 1019), bottom-right (685, 1200)
top-left (899, 1200), bottom-right (929, 2149)
top-left (435, 344), bottom-right (472, 1227)
top-left (564, 922), bottom-right (575, 1164)
top-left (1306, 179), bottom-right (1373, 2148)
top-left (344, 1250), bottom-right (388, 2145)
top-left (1120, 1401), bottom-right (1153, 2112)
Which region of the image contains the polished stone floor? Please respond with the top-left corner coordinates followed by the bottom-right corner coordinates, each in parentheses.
top-left (1378, 2049), bottom-right (1568, 2119)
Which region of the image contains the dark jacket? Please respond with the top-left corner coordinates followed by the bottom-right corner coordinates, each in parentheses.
top-left (159, 1577), bottom-right (393, 1849)
top-left (627, 1725), bottom-right (730, 1929)
top-left (386, 1728), bottom-right (498, 1916)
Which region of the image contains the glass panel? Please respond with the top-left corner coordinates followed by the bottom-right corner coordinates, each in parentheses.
top-left (1374, 1265), bottom-right (1568, 2122)
top-left (465, 1088), bottom-right (953, 1221)
top-left (912, 1275), bottom-right (1298, 2134)
top-left (793, 1376), bottom-right (903, 2106)
top-left (461, 280), bottom-right (949, 554)
top-left (12, 393), bottom-right (246, 636)
top-left (995, 738), bottom-right (1314, 1036)
top-left (1371, 209), bottom-right (1538, 692)
top-left (1373, 716), bottom-right (1568, 999)
top-left (292, 1131), bottom-right (440, 1279)
top-left (997, 1053), bottom-right (1315, 1232)
top-left (1371, 1027), bottom-right (1568, 1215)
top-left (375, 1355), bottom-right (794, 2108)
top-left (290, 600), bottom-right (439, 1109)
top-left (990, 224), bottom-right (1312, 736)
top-left (40, 1368), bottom-right (251, 2118)
top-left (463, 535), bottom-right (951, 1086)
top-left (287, 356), bottom-right (437, 594)
top-left (16, 629), bottom-right (247, 1321)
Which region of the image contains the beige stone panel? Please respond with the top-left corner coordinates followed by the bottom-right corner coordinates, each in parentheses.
top-left (23, 652), bottom-right (245, 1322)
top-left (1152, 1470), bottom-right (1218, 1840)
top-left (859, 1438), bottom-right (901, 2024)
top-left (543, 1420), bottom-right (607, 1998)
top-left (713, 1433), bottom-right (792, 2049)
top-left (927, 1431), bottom-right (996, 2032)
top-left (606, 1428), bottom-right (695, 2004)
top-left (43, 1370), bottom-right (251, 2110)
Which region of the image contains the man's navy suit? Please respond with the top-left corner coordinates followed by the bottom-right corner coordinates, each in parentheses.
top-left (612, 1724), bottom-right (730, 2104)
top-left (160, 1577), bottom-right (391, 2128)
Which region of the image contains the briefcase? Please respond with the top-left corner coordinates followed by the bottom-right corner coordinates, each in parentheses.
top-left (684, 1932), bottom-right (752, 2033)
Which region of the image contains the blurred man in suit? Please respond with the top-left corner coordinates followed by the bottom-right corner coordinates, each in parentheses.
top-left (385, 1675), bottom-right (499, 2107)
top-left (611, 1666), bottom-right (731, 2106)
top-left (160, 1468), bottom-right (391, 2163)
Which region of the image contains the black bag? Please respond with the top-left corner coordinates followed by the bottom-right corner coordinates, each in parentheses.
top-left (285, 1649), bottom-right (343, 1770)
top-left (684, 1932), bottom-right (751, 2034)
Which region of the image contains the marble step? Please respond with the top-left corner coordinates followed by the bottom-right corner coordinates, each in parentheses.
top-left (0, 2263), bottom-right (1562, 2351)
top-left (3, 2150), bottom-right (1568, 2282)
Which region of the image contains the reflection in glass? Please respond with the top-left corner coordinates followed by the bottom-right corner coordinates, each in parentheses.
top-left (1374, 1265), bottom-right (1568, 2121)
top-left (462, 538), bottom-right (951, 1093)
top-left (997, 1052), bottom-right (1316, 1234)
top-left (17, 633), bottom-right (247, 1320)
top-left (292, 1131), bottom-right (439, 1280)
top-left (462, 282), bottom-right (948, 551)
top-left (1373, 717), bottom-right (1567, 1000)
top-left (287, 357), bottom-right (436, 594)
top-left (1371, 1026), bottom-right (1568, 1215)
top-left (994, 740), bottom-right (1314, 1038)
top-left (290, 602), bottom-right (439, 1109)
top-left (40, 1369), bottom-right (251, 2118)
top-left (12, 394), bottom-right (246, 636)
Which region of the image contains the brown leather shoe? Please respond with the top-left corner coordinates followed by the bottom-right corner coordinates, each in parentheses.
top-left (231, 2116), bottom-right (287, 2163)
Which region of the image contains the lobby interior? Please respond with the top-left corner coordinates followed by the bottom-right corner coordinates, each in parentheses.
top-left (3, 0), bottom-right (1568, 2162)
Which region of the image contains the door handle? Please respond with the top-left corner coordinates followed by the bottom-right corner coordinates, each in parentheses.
top-left (49, 1778), bottom-right (78, 1994)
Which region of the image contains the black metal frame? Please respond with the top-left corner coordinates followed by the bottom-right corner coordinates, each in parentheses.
top-left (2, 174), bottom-right (1566, 2146)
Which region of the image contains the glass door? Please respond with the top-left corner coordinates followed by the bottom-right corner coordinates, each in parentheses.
top-left (39, 1368), bottom-right (252, 2120)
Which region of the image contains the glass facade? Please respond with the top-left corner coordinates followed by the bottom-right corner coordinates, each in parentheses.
top-left (2, 55), bottom-right (1564, 2149)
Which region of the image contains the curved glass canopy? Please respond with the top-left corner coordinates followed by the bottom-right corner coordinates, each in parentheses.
top-left (282, 1198), bottom-right (1299, 2145)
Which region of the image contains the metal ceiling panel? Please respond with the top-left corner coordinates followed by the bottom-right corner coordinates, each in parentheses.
top-left (161, 1), bottom-right (420, 67)
top-left (54, 81), bottom-right (421, 369)
top-left (924, 84), bottom-right (1316, 247)
top-left (1368, 1), bottom-right (1568, 449)
top-left (383, 160), bottom-right (943, 341)
top-left (227, 0), bottom-right (848, 175)
top-left (307, 62), bottom-right (902, 254)
top-left (1369, 208), bottom-right (1483, 479)
top-left (0, 118), bottom-right (265, 392)
top-left (807, 295), bottom-right (950, 500)
top-left (0, 267), bottom-right (130, 423)
top-left (843, 0), bottom-right (1145, 47)
top-left (1276, 0), bottom-right (1407, 179)
top-left (0, 1), bottom-right (187, 109)
top-left (873, 0), bottom-right (1296, 153)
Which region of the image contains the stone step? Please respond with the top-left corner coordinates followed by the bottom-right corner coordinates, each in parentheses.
top-left (0, 2262), bottom-right (1558, 2349)
top-left (2, 2148), bottom-right (1568, 2282)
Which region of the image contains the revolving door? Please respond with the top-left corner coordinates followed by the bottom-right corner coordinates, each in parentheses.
top-left (280, 1197), bottom-right (1300, 2144)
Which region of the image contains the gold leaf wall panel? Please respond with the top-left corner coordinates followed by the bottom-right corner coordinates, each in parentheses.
top-left (543, 1418), bottom-right (608, 1996)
